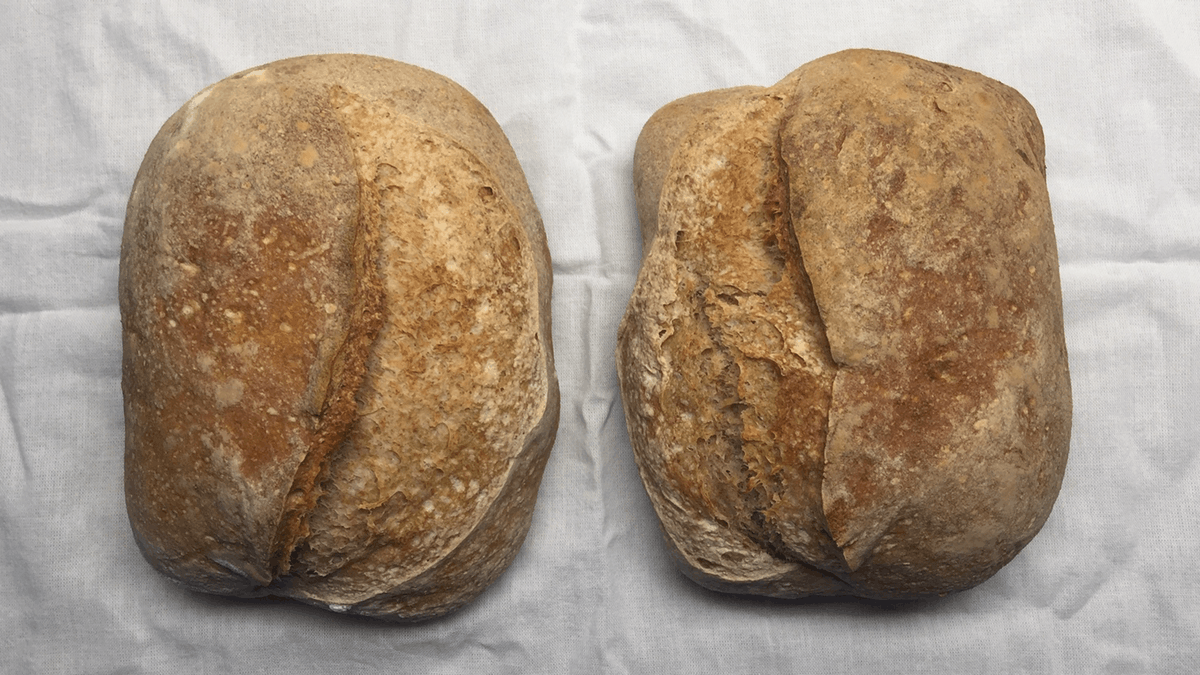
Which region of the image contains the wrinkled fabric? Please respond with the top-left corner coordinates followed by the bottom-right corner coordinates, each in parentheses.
top-left (2, 1), bottom-right (1198, 673)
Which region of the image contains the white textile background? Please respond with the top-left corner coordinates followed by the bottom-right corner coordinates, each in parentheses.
top-left (2, 1), bottom-right (1198, 673)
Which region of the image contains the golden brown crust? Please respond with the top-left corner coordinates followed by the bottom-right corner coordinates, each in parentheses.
top-left (618, 49), bottom-right (1070, 599)
top-left (121, 54), bottom-right (558, 620)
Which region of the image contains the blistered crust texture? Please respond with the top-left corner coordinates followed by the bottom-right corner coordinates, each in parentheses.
top-left (121, 54), bottom-right (559, 621)
top-left (617, 49), bottom-right (1070, 599)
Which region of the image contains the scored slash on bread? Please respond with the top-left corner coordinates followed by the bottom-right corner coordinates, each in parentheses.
top-left (618, 49), bottom-right (1071, 599)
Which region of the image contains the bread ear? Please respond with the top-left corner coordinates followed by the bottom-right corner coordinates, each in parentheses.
top-left (121, 62), bottom-right (373, 593)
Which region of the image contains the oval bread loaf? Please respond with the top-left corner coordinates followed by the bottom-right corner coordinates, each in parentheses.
top-left (618, 49), bottom-right (1071, 599)
top-left (120, 54), bottom-right (559, 620)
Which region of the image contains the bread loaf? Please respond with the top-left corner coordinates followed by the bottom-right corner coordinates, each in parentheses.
top-left (120, 54), bottom-right (559, 620)
top-left (618, 49), bottom-right (1071, 599)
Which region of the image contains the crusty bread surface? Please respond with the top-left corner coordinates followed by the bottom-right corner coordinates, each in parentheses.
top-left (617, 49), bottom-right (1071, 599)
top-left (121, 54), bottom-right (558, 621)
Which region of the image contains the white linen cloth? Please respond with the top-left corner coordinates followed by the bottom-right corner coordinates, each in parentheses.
top-left (2, 1), bottom-right (1198, 672)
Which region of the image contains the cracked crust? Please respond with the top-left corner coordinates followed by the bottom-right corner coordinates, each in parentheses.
top-left (617, 49), bottom-right (1070, 599)
top-left (121, 54), bottom-right (558, 620)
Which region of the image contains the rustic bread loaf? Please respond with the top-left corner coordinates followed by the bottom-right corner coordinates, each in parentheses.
top-left (617, 49), bottom-right (1071, 599)
top-left (120, 54), bottom-right (559, 620)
